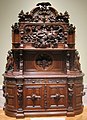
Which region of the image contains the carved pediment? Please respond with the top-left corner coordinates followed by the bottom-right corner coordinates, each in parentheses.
top-left (18, 2), bottom-right (69, 23)
top-left (12, 2), bottom-right (75, 49)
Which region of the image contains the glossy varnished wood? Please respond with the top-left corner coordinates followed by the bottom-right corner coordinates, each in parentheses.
top-left (0, 107), bottom-right (87, 120)
top-left (3, 2), bottom-right (84, 118)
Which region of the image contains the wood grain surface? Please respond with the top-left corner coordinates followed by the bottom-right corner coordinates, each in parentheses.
top-left (0, 107), bottom-right (87, 120)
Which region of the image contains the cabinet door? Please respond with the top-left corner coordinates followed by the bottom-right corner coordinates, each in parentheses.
top-left (47, 84), bottom-right (67, 110)
top-left (23, 84), bottom-right (44, 111)
top-left (6, 84), bottom-right (17, 110)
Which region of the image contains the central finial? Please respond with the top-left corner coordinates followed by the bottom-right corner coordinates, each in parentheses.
top-left (36, 2), bottom-right (51, 7)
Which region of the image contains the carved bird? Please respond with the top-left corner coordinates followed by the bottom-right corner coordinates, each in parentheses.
top-left (36, 2), bottom-right (51, 7)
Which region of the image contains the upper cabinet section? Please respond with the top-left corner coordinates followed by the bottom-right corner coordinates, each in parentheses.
top-left (12, 2), bottom-right (75, 49)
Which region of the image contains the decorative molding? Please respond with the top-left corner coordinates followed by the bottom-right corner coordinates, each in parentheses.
top-left (1, 84), bottom-right (87, 90)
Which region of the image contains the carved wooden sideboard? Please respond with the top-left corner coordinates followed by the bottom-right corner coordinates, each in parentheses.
top-left (3, 2), bottom-right (84, 118)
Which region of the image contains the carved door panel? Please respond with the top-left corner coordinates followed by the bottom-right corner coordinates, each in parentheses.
top-left (23, 84), bottom-right (44, 111)
top-left (47, 84), bottom-right (67, 110)
top-left (5, 84), bottom-right (17, 110)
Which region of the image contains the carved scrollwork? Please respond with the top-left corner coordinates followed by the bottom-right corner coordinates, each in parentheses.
top-left (20, 24), bottom-right (67, 48)
top-left (56, 11), bottom-right (69, 23)
top-left (18, 2), bottom-right (69, 23)
top-left (16, 2), bottom-right (77, 49)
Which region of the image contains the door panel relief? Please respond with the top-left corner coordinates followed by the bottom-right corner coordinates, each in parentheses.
top-left (47, 84), bottom-right (67, 109)
top-left (23, 84), bottom-right (44, 110)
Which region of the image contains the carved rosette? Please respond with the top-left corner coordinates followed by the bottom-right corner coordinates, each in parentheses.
top-left (35, 53), bottom-right (52, 70)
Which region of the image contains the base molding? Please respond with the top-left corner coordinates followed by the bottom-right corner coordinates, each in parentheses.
top-left (4, 107), bottom-right (83, 118)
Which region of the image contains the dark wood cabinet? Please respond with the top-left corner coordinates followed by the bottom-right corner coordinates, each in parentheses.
top-left (3, 2), bottom-right (84, 118)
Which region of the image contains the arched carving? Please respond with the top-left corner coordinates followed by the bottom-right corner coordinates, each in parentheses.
top-left (18, 2), bottom-right (69, 23)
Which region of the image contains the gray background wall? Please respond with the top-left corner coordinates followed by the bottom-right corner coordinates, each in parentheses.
top-left (0, 0), bottom-right (87, 86)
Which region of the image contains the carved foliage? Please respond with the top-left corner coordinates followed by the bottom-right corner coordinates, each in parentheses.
top-left (12, 23), bottom-right (19, 34)
top-left (11, 2), bottom-right (76, 49)
top-left (20, 24), bottom-right (67, 48)
top-left (18, 2), bottom-right (69, 23)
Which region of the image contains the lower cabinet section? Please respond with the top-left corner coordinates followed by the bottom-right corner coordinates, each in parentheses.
top-left (3, 77), bottom-right (84, 118)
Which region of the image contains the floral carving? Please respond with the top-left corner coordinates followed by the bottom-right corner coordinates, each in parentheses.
top-left (36, 53), bottom-right (52, 70)
top-left (15, 2), bottom-right (76, 49)
top-left (20, 25), bottom-right (67, 48)
top-left (18, 2), bottom-right (69, 23)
